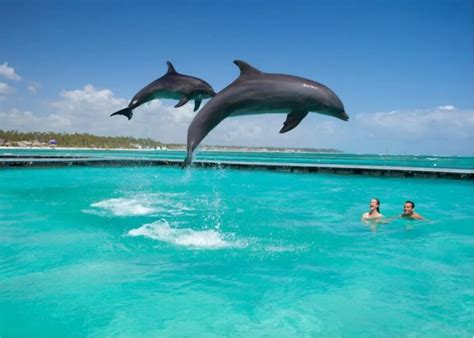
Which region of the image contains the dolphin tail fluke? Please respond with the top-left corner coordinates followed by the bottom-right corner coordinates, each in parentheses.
top-left (279, 110), bottom-right (308, 133)
top-left (110, 107), bottom-right (133, 120)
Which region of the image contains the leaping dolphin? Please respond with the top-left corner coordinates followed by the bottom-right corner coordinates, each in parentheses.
top-left (183, 60), bottom-right (349, 167)
top-left (111, 62), bottom-right (216, 120)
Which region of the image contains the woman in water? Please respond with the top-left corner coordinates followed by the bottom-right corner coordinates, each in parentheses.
top-left (361, 198), bottom-right (384, 220)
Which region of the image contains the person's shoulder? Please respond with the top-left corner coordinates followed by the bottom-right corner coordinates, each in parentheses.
top-left (414, 213), bottom-right (424, 220)
top-left (363, 212), bottom-right (383, 220)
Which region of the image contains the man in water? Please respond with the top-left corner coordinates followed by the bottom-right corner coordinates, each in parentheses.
top-left (401, 201), bottom-right (424, 220)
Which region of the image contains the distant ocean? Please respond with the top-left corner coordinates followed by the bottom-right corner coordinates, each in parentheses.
top-left (2, 147), bottom-right (474, 169)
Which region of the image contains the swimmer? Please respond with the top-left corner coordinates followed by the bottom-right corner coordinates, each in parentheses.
top-left (401, 201), bottom-right (424, 220)
top-left (361, 198), bottom-right (384, 221)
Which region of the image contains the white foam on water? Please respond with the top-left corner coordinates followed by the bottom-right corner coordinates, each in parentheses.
top-left (87, 193), bottom-right (193, 217)
top-left (128, 219), bottom-right (246, 250)
top-left (91, 198), bottom-right (156, 216)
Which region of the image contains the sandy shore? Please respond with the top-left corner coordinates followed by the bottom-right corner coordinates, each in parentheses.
top-left (0, 146), bottom-right (343, 154)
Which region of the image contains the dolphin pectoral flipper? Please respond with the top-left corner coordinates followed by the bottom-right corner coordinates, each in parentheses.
top-left (110, 107), bottom-right (133, 120)
top-left (194, 99), bottom-right (202, 112)
top-left (175, 96), bottom-right (190, 108)
top-left (279, 110), bottom-right (309, 133)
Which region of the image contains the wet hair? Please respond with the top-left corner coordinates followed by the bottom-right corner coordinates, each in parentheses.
top-left (373, 198), bottom-right (380, 212)
top-left (405, 200), bottom-right (415, 208)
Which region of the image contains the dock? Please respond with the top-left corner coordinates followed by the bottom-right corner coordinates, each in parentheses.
top-left (0, 156), bottom-right (473, 179)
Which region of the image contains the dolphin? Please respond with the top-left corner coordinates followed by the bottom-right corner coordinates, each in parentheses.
top-left (111, 61), bottom-right (216, 120)
top-left (183, 60), bottom-right (349, 167)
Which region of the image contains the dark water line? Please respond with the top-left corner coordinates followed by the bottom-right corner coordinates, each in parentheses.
top-left (1, 156), bottom-right (473, 180)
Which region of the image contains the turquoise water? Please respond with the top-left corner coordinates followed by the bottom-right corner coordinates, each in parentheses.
top-left (1, 164), bottom-right (473, 336)
top-left (3, 148), bottom-right (474, 169)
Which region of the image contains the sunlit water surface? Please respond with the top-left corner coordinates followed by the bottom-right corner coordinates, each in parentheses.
top-left (1, 165), bottom-right (473, 336)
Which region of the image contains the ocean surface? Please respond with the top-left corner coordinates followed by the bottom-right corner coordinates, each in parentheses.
top-left (1, 151), bottom-right (473, 336)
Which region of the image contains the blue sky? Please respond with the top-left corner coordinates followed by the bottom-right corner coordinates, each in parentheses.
top-left (1, 0), bottom-right (473, 155)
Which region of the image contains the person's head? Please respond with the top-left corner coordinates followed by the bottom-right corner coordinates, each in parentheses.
top-left (403, 201), bottom-right (415, 215)
top-left (370, 198), bottom-right (380, 213)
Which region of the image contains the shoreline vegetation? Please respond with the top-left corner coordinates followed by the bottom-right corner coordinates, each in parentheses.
top-left (0, 130), bottom-right (343, 153)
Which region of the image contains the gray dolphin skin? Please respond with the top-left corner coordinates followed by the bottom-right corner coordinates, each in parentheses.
top-left (111, 62), bottom-right (216, 120)
top-left (183, 60), bottom-right (349, 167)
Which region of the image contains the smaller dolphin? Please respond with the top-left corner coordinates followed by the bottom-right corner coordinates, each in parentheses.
top-left (111, 62), bottom-right (216, 120)
top-left (183, 60), bottom-right (349, 167)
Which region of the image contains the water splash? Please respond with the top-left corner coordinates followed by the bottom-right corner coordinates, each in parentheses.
top-left (128, 219), bottom-right (246, 250)
top-left (86, 193), bottom-right (192, 217)
top-left (91, 198), bottom-right (156, 216)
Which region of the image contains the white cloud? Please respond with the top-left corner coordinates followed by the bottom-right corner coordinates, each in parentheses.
top-left (0, 82), bottom-right (355, 149)
top-left (0, 84), bottom-right (195, 142)
top-left (0, 86), bottom-right (473, 155)
top-left (0, 82), bottom-right (10, 94)
top-left (437, 105), bottom-right (455, 111)
top-left (0, 109), bottom-right (69, 130)
top-left (53, 84), bottom-right (127, 114)
top-left (27, 82), bottom-right (41, 94)
top-left (0, 83), bottom-right (287, 146)
top-left (0, 62), bottom-right (21, 81)
top-left (355, 106), bottom-right (474, 139)
top-left (347, 105), bottom-right (474, 155)
top-left (203, 113), bottom-right (347, 149)
top-left (203, 105), bottom-right (474, 154)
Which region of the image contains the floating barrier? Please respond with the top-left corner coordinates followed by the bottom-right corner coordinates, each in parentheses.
top-left (1, 155), bottom-right (472, 179)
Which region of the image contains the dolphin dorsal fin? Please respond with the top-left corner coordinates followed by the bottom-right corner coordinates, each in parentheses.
top-left (233, 60), bottom-right (261, 77)
top-left (166, 61), bottom-right (177, 74)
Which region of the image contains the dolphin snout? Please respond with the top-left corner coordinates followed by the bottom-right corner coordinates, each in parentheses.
top-left (339, 111), bottom-right (349, 121)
